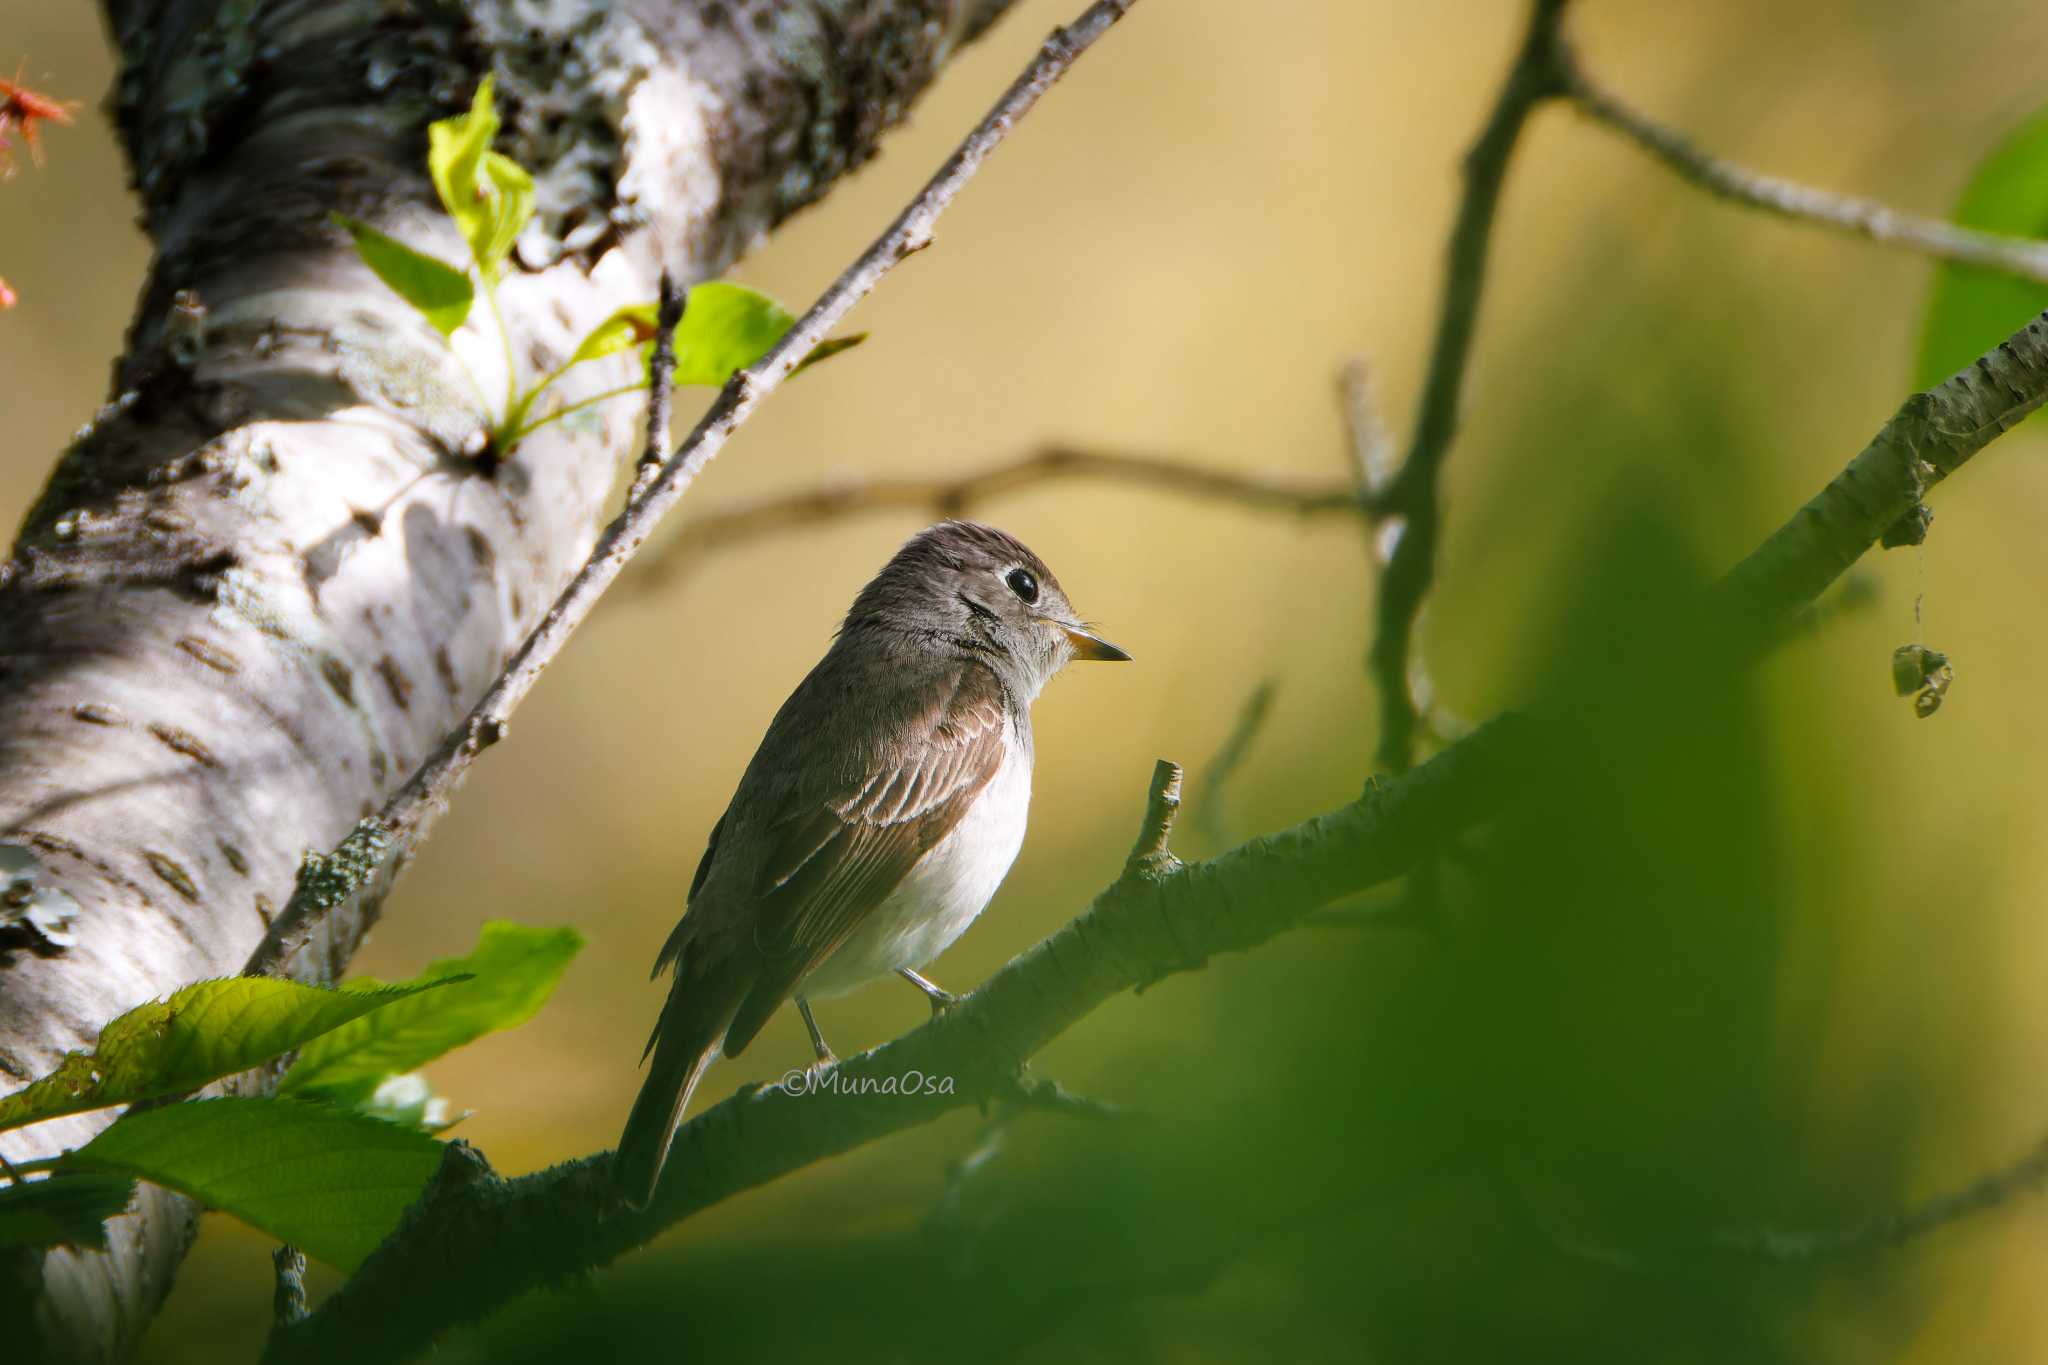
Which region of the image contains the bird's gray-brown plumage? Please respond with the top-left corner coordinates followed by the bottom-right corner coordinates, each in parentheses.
top-left (611, 521), bottom-right (1126, 1210)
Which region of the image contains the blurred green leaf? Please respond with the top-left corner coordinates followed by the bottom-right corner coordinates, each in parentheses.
top-left (332, 215), bottom-right (474, 335)
top-left (1917, 106), bottom-right (2048, 388)
top-left (61, 1098), bottom-right (442, 1271)
top-left (0, 976), bottom-right (461, 1135)
top-left (0, 1175), bottom-right (136, 1252)
top-left (280, 921), bottom-right (583, 1108)
top-left (475, 150), bottom-right (535, 279)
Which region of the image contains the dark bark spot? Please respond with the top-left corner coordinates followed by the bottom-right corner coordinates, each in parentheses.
top-left (148, 722), bottom-right (220, 768)
top-left (71, 702), bottom-right (126, 727)
top-left (321, 654), bottom-right (356, 705)
top-left (217, 841), bottom-right (249, 875)
top-left (144, 850), bottom-right (200, 903)
top-left (21, 831), bottom-right (81, 859)
top-left (176, 634), bottom-right (242, 675)
top-left (375, 654), bottom-right (414, 711)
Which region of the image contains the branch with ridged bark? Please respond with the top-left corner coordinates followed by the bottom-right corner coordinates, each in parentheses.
top-left (0, 1), bottom-right (1060, 1359)
top-left (267, 296), bottom-right (2048, 1365)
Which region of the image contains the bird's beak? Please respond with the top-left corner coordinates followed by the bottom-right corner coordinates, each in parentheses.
top-left (1058, 621), bottom-right (1131, 662)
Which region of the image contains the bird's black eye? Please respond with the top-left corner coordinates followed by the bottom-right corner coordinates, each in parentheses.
top-left (1005, 567), bottom-right (1040, 604)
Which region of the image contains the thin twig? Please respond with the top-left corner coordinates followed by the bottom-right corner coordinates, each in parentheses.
top-left (1339, 357), bottom-right (1395, 499)
top-left (631, 273), bottom-right (685, 497)
top-left (1369, 0), bottom-right (1572, 775)
top-left (1125, 759), bottom-right (1184, 869)
top-left (1558, 50), bottom-right (2048, 285)
top-left (1191, 680), bottom-right (1275, 854)
top-left (634, 446), bottom-right (1361, 592)
top-left (242, 0), bottom-right (1145, 985)
top-left (1717, 1129), bottom-right (2048, 1263)
top-left (270, 1246), bottom-right (308, 1330)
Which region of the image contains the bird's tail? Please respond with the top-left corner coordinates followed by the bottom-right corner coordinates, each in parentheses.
top-left (609, 975), bottom-right (744, 1212)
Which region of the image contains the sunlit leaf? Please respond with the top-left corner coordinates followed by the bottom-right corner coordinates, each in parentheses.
top-left (425, 76), bottom-right (533, 279)
top-left (280, 921), bottom-right (583, 1108)
top-left (0, 976), bottom-right (461, 1134)
top-left (476, 150), bottom-right (535, 278)
top-left (332, 214), bottom-right (474, 335)
top-left (565, 283), bottom-right (864, 390)
top-left (428, 75), bottom-right (500, 260)
top-left (1917, 106), bottom-right (2048, 389)
top-left (0, 1175), bottom-right (135, 1251)
top-left (61, 1098), bottom-right (442, 1271)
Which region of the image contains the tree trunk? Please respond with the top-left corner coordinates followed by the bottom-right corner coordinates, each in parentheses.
top-left (0, 1), bottom-right (1016, 1357)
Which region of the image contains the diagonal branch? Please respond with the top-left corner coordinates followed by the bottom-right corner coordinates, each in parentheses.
top-left (243, 0), bottom-right (1145, 988)
top-left (270, 295), bottom-right (2048, 1364)
top-left (1367, 0), bottom-right (1571, 774)
top-left (1557, 48), bottom-right (2048, 284)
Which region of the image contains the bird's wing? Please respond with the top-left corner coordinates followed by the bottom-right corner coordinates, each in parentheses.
top-left (718, 661), bottom-right (1011, 1054)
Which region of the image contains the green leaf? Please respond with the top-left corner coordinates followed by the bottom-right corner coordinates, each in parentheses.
top-left (61, 1098), bottom-right (441, 1271)
top-left (476, 151), bottom-right (535, 279)
top-left (668, 281), bottom-right (799, 386)
top-left (427, 75), bottom-right (533, 279)
top-left (1917, 106), bottom-right (2048, 389)
top-left (0, 1175), bottom-right (136, 1252)
top-left (280, 921), bottom-right (583, 1107)
top-left (332, 214), bottom-right (474, 335)
top-left (792, 331), bottom-right (869, 375)
top-left (0, 976), bottom-right (461, 1135)
top-left (566, 283), bottom-right (865, 389)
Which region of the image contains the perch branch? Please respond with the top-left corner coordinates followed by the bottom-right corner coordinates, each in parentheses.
top-left (242, 0), bottom-right (1143, 984)
top-left (270, 293), bottom-right (2048, 1363)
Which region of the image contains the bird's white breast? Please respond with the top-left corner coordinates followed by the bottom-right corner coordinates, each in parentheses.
top-left (804, 722), bottom-right (1031, 998)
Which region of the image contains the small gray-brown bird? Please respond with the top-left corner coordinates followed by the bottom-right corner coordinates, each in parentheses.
top-left (611, 521), bottom-right (1127, 1209)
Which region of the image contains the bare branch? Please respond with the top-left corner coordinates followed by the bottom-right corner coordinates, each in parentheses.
top-left (631, 273), bottom-right (686, 498)
top-left (633, 446), bottom-right (1363, 592)
top-left (1126, 759), bottom-right (1184, 869)
top-left (241, 0), bottom-right (1145, 988)
top-left (1368, 0), bottom-right (1572, 774)
top-left (1718, 1129), bottom-right (2048, 1263)
top-left (269, 1246), bottom-right (307, 1332)
top-left (261, 716), bottom-right (1531, 1365)
top-left (1558, 49), bottom-right (2048, 285)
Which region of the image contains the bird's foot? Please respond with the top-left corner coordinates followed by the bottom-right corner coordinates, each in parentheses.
top-left (897, 967), bottom-right (960, 1018)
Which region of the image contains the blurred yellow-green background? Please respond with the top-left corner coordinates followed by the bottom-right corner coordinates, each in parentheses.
top-left (10, 1), bottom-right (2048, 1360)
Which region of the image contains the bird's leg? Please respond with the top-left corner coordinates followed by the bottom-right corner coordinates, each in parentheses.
top-left (897, 967), bottom-right (960, 1018)
top-left (795, 996), bottom-right (837, 1071)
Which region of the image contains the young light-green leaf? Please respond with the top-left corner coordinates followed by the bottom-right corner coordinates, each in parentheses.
top-left (61, 1098), bottom-right (442, 1271)
top-left (332, 214), bottom-right (474, 335)
top-left (476, 150), bottom-right (535, 279)
top-left (428, 74), bottom-right (500, 262)
top-left (0, 976), bottom-right (462, 1134)
top-left (426, 75), bottom-right (533, 279)
top-left (1917, 106), bottom-right (2048, 390)
top-left (0, 1175), bottom-right (136, 1252)
top-left (279, 921), bottom-right (583, 1106)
